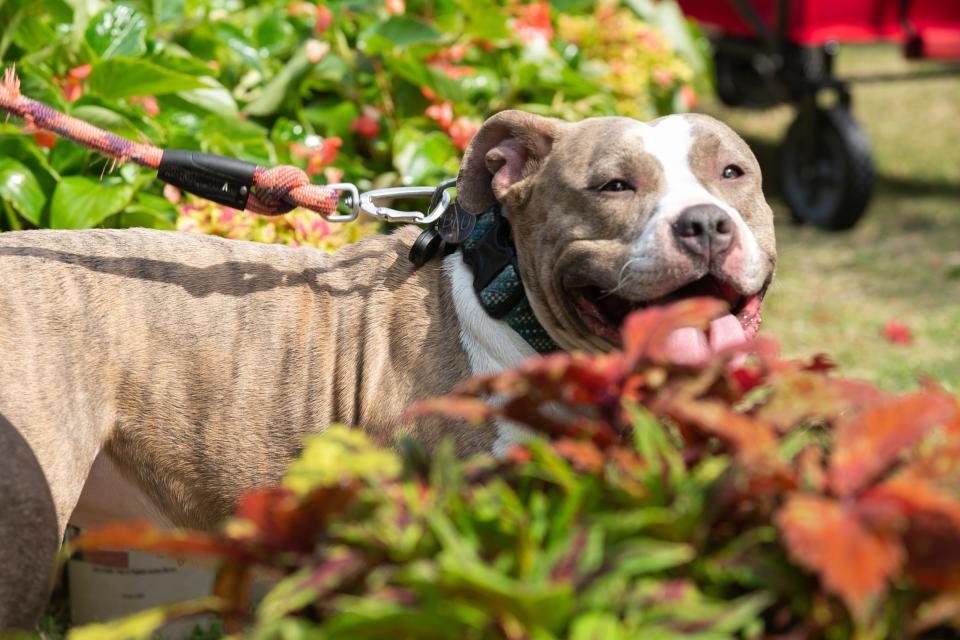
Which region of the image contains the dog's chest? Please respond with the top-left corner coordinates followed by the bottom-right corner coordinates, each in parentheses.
top-left (444, 253), bottom-right (537, 456)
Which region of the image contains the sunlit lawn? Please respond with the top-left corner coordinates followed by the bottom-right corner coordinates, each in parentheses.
top-left (702, 44), bottom-right (960, 391)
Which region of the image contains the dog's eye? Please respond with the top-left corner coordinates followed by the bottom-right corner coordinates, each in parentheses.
top-left (722, 165), bottom-right (744, 179)
top-left (599, 179), bottom-right (632, 192)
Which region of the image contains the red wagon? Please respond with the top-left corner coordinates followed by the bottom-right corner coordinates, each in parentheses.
top-left (677, 0), bottom-right (960, 229)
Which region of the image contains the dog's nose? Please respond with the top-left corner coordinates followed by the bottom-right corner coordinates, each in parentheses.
top-left (672, 205), bottom-right (735, 257)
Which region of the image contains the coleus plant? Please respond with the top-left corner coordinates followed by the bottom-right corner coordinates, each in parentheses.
top-left (69, 299), bottom-right (960, 639)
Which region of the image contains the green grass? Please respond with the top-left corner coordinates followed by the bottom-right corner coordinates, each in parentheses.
top-left (701, 44), bottom-right (960, 392)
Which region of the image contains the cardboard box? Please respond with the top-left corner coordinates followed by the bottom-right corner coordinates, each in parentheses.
top-left (68, 549), bottom-right (215, 639)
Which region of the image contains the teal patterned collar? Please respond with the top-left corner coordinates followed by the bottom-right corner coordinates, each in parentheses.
top-left (459, 207), bottom-right (560, 354)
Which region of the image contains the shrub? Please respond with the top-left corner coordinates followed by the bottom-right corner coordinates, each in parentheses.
top-left (71, 299), bottom-right (960, 639)
top-left (0, 0), bottom-right (707, 248)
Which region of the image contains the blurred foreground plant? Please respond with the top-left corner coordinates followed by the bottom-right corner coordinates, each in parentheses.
top-left (68, 299), bottom-right (960, 639)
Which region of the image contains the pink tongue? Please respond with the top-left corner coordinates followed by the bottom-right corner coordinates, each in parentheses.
top-left (663, 313), bottom-right (747, 365)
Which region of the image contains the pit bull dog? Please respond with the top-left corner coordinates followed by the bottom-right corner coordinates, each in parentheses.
top-left (0, 110), bottom-right (775, 628)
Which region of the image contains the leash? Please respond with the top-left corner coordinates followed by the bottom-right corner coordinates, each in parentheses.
top-left (0, 67), bottom-right (461, 228)
top-left (1, 67), bottom-right (557, 353)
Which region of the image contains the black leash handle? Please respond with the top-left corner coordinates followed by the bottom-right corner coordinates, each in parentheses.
top-left (157, 150), bottom-right (257, 210)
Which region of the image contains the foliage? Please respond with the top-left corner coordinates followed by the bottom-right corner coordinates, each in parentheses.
top-left (68, 299), bottom-right (960, 639)
top-left (0, 0), bottom-right (707, 247)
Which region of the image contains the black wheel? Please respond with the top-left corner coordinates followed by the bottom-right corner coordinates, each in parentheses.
top-left (781, 105), bottom-right (875, 230)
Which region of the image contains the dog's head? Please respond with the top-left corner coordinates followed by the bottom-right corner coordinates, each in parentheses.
top-left (456, 110), bottom-right (776, 362)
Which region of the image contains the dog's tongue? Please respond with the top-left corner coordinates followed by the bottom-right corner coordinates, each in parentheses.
top-left (663, 313), bottom-right (746, 365)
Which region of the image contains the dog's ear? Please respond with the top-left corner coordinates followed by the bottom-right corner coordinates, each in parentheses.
top-left (456, 110), bottom-right (564, 214)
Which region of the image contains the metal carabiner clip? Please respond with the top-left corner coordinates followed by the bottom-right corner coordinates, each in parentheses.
top-left (322, 183), bottom-right (361, 223)
top-left (358, 185), bottom-right (451, 223)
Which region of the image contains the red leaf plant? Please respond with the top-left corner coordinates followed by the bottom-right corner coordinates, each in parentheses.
top-left (410, 297), bottom-right (960, 630)
top-left (71, 299), bottom-right (960, 637)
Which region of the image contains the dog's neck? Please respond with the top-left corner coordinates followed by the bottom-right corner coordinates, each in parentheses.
top-left (459, 207), bottom-right (559, 355)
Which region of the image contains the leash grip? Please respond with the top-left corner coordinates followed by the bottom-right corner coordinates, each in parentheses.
top-left (158, 150), bottom-right (257, 210)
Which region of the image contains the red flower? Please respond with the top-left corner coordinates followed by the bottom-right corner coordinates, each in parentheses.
top-left (57, 65), bottom-right (93, 103)
top-left (883, 320), bottom-right (913, 345)
top-left (33, 130), bottom-right (57, 149)
top-left (305, 137), bottom-right (342, 176)
top-left (315, 4), bottom-right (333, 34)
top-left (385, 0), bottom-right (404, 15)
top-left (420, 86), bottom-right (438, 102)
top-left (448, 116), bottom-right (479, 151)
top-left (425, 101), bottom-right (454, 130)
top-left (349, 107), bottom-right (381, 140)
top-left (514, 1), bottom-right (553, 45)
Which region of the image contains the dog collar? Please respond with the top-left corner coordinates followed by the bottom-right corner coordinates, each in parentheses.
top-left (459, 207), bottom-right (560, 355)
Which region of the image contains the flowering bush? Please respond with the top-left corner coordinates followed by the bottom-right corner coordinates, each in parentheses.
top-left (0, 0), bottom-right (707, 250)
top-left (70, 300), bottom-right (960, 639)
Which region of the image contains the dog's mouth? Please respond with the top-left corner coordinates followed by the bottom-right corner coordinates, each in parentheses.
top-left (568, 275), bottom-right (767, 364)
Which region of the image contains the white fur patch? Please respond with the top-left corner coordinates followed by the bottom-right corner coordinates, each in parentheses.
top-left (626, 116), bottom-right (768, 293)
top-left (443, 252), bottom-right (537, 457)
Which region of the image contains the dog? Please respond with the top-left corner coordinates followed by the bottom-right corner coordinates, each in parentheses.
top-left (0, 110), bottom-right (775, 628)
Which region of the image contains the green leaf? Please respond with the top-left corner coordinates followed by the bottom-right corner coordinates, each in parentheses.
top-left (0, 136), bottom-right (60, 193)
top-left (115, 192), bottom-right (177, 229)
top-left (50, 176), bottom-right (136, 229)
top-left (242, 48), bottom-right (311, 117)
top-left (367, 16), bottom-right (441, 49)
top-left (85, 4), bottom-right (148, 59)
top-left (0, 159), bottom-right (46, 225)
top-left (68, 596), bottom-right (219, 640)
top-left (152, 0), bottom-right (182, 25)
top-left (89, 58), bottom-right (209, 99)
top-left (462, 0), bottom-right (510, 40)
top-left (569, 612), bottom-right (628, 640)
top-left (176, 87), bottom-right (238, 117)
top-left (393, 129), bottom-right (458, 185)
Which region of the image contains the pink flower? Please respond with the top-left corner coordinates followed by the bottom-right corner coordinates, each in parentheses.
top-left (130, 95), bottom-right (160, 116)
top-left (305, 39), bottom-right (329, 63)
top-left (428, 61), bottom-right (475, 79)
top-left (448, 116), bottom-right (479, 151)
top-left (324, 167), bottom-right (344, 184)
top-left (652, 68), bottom-right (674, 89)
top-left (420, 86), bottom-right (438, 102)
top-left (679, 84), bottom-right (697, 110)
top-left (349, 106), bottom-right (381, 139)
top-left (315, 4), bottom-right (333, 34)
top-left (69, 64), bottom-right (92, 79)
top-left (163, 184), bottom-right (182, 204)
top-left (287, 2), bottom-right (314, 17)
top-left (883, 319), bottom-right (913, 345)
top-left (289, 142), bottom-right (307, 161)
top-left (385, 0), bottom-right (404, 15)
top-left (425, 101), bottom-right (454, 129)
top-left (514, 2), bottom-right (553, 45)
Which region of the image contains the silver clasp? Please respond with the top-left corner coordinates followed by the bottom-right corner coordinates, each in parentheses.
top-left (358, 186), bottom-right (451, 224)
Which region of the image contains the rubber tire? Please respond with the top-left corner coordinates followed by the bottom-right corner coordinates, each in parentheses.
top-left (781, 105), bottom-right (875, 230)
